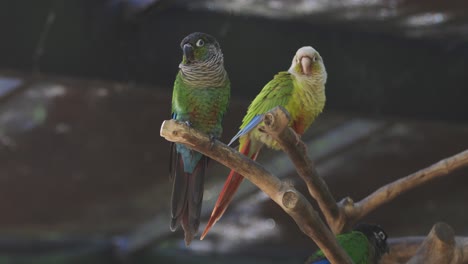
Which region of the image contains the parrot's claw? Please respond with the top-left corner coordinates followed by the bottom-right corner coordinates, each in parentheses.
top-left (292, 131), bottom-right (308, 152)
top-left (209, 135), bottom-right (216, 149)
top-left (293, 131), bottom-right (302, 146)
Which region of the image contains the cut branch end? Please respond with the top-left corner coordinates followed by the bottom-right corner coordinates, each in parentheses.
top-left (262, 106), bottom-right (291, 135)
top-left (282, 190), bottom-right (300, 209)
top-left (407, 222), bottom-right (458, 264)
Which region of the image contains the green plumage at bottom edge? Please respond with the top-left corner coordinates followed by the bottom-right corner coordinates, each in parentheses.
top-left (307, 231), bottom-right (369, 264)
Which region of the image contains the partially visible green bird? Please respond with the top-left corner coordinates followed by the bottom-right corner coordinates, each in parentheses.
top-left (170, 32), bottom-right (230, 245)
top-left (201, 46), bottom-right (327, 239)
top-left (306, 224), bottom-right (389, 264)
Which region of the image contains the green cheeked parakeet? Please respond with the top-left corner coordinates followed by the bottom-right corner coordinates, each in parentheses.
top-left (201, 46), bottom-right (327, 239)
top-left (170, 32), bottom-right (230, 245)
top-left (307, 224), bottom-right (389, 264)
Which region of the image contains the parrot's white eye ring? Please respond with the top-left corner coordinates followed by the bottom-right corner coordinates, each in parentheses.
top-left (196, 39), bottom-right (205, 47)
top-left (312, 56), bottom-right (317, 62)
top-left (376, 231), bottom-right (386, 240)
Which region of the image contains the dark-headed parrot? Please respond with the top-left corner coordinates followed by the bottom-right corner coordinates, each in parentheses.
top-left (307, 223), bottom-right (389, 264)
top-left (170, 32), bottom-right (230, 245)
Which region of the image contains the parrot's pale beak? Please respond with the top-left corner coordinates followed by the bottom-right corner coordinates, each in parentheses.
top-left (183, 43), bottom-right (194, 62)
top-left (301, 56), bottom-right (312, 75)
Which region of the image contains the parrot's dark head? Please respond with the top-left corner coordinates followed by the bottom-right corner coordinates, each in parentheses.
top-left (180, 32), bottom-right (222, 64)
top-left (355, 223), bottom-right (389, 260)
top-left (289, 46), bottom-right (326, 83)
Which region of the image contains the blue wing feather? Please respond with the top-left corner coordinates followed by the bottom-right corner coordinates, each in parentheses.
top-left (228, 115), bottom-right (263, 146)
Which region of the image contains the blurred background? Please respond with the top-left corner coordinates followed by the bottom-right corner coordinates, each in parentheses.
top-left (0, 0), bottom-right (467, 263)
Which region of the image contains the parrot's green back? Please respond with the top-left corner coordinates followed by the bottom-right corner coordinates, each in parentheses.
top-left (239, 69), bottom-right (325, 150)
top-left (306, 224), bottom-right (389, 264)
top-left (308, 231), bottom-right (370, 264)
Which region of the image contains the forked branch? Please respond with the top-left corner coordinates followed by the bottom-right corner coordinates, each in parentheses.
top-left (265, 107), bottom-right (468, 233)
top-left (160, 119), bottom-right (353, 264)
top-left (161, 107), bottom-right (468, 263)
top-left (260, 106), bottom-right (344, 233)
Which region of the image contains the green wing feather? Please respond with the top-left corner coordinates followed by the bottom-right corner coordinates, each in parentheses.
top-left (240, 71), bottom-right (294, 129)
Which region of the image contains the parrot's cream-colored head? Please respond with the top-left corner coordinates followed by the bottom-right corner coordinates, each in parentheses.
top-left (288, 46), bottom-right (327, 84)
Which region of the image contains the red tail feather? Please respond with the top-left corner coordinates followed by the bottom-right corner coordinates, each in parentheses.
top-left (201, 140), bottom-right (258, 240)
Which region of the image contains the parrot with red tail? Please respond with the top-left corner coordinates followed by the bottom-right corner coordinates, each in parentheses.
top-left (200, 46), bottom-right (327, 240)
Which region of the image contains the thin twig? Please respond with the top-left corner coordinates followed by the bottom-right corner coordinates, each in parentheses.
top-left (344, 149), bottom-right (468, 230)
top-left (160, 119), bottom-right (353, 264)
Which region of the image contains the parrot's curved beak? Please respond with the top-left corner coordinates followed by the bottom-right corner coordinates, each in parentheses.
top-left (301, 56), bottom-right (312, 75)
top-left (183, 43), bottom-right (194, 63)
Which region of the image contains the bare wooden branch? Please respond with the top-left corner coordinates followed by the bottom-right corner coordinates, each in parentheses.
top-left (406, 222), bottom-right (456, 264)
top-left (405, 222), bottom-right (468, 264)
top-left (160, 119), bottom-right (353, 264)
top-left (382, 236), bottom-right (424, 264)
top-left (265, 107), bottom-right (468, 233)
top-left (379, 231), bottom-right (468, 264)
top-left (261, 106), bottom-right (344, 233)
top-left (162, 107), bottom-right (468, 263)
top-left (345, 149), bottom-right (468, 229)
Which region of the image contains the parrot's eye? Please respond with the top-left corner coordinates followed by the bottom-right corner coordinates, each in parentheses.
top-left (196, 39), bottom-right (205, 47)
top-left (312, 56), bottom-right (317, 62)
top-left (376, 231), bottom-right (386, 240)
